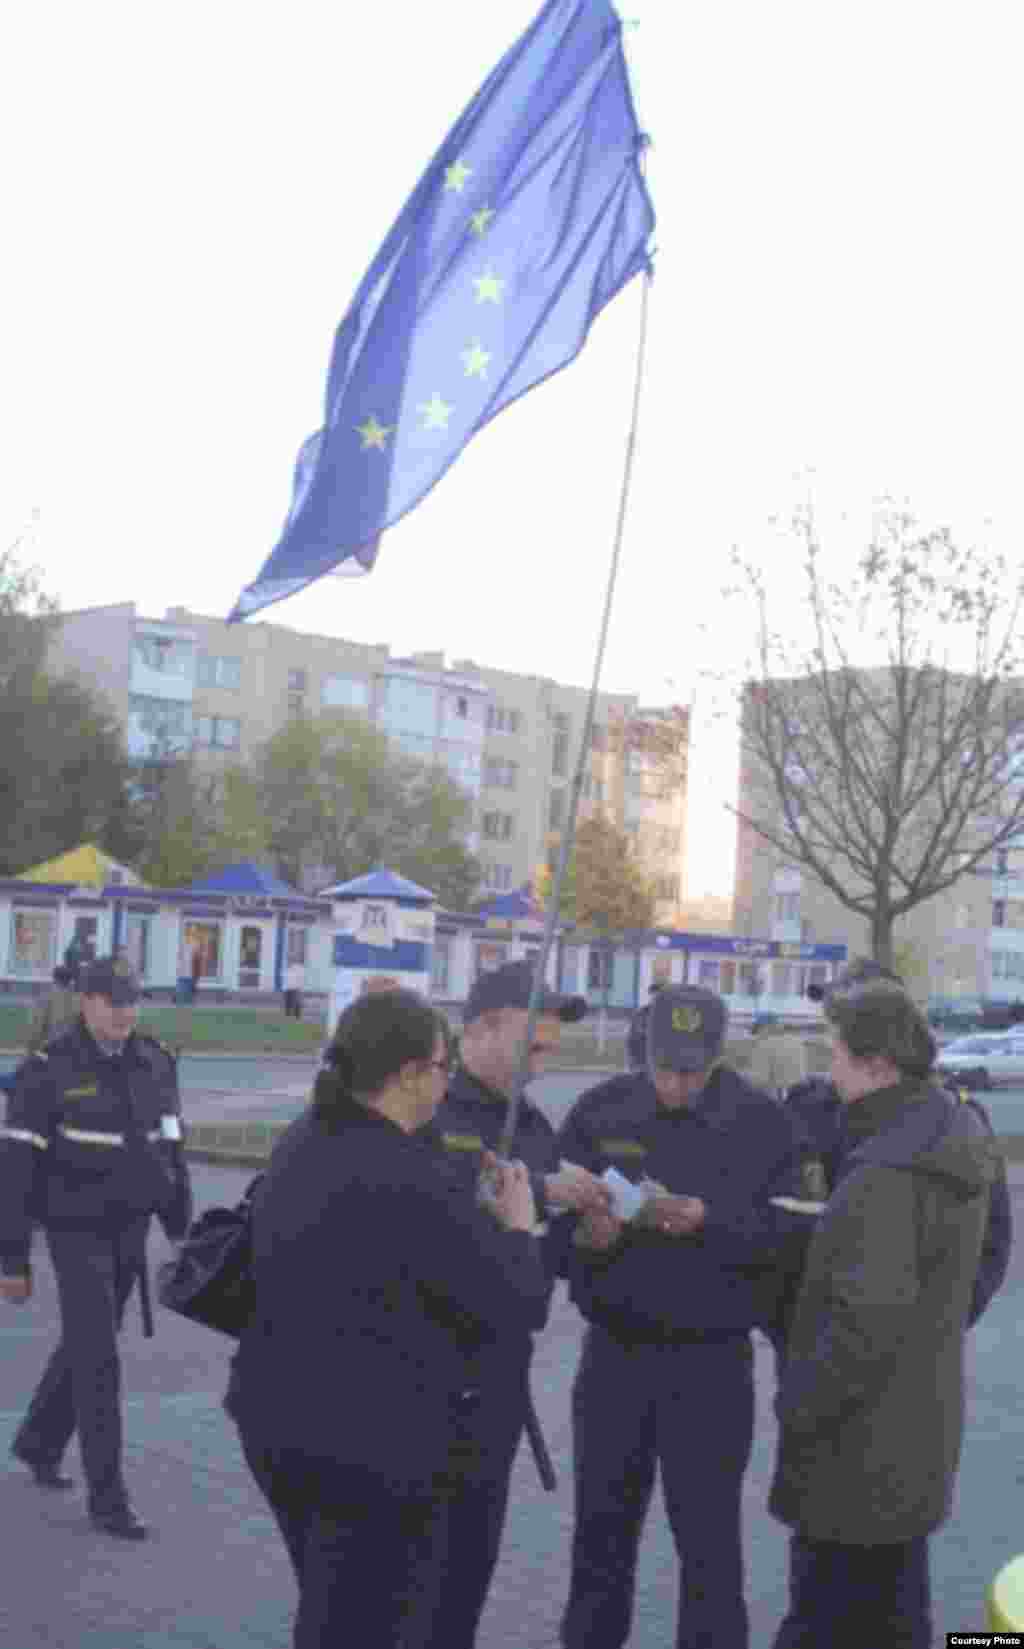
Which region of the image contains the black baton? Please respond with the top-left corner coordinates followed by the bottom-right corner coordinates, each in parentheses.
top-left (523, 1387), bottom-right (556, 1492)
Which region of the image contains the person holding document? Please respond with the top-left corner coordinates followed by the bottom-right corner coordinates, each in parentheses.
top-left (226, 987), bottom-right (550, 1648)
top-left (555, 984), bottom-right (808, 1649)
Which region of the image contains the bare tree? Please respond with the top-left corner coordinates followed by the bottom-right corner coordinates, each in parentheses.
top-left (732, 504), bottom-right (1024, 969)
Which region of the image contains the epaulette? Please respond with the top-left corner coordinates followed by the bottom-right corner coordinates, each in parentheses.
top-left (31, 1051), bottom-right (48, 1062)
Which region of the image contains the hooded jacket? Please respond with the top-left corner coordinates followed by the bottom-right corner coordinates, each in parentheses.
top-left (769, 1079), bottom-right (996, 1544)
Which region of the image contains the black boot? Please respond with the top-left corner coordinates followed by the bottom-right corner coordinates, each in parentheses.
top-left (11, 1444), bottom-right (75, 1491)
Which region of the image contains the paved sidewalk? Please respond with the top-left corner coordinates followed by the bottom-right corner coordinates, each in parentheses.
top-left (1, 1161), bottom-right (1021, 1646)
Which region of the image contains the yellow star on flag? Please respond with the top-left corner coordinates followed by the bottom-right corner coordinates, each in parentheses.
top-left (470, 206), bottom-right (495, 237)
top-left (418, 393), bottom-right (454, 432)
top-left (461, 342), bottom-right (491, 380)
top-left (356, 415), bottom-right (393, 451)
top-left (444, 158), bottom-right (473, 194)
top-left (473, 269), bottom-right (506, 305)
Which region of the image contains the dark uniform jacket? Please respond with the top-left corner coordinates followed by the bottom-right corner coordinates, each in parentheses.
top-left (770, 1080), bottom-right (995, 1543)
top-left (0, 1019), bottom-right (192, 1276)
top-left (424, 1065), bottom-right (563, 1388)
top-left (428, 1064), bottom-right (561, 1218)
top-left (785, 1072), bottom-right (1012, 1325)
top-left (556, 1065), bottom-right (809, 1344)
top-left (230, 1097), bottom-right (550, 1496)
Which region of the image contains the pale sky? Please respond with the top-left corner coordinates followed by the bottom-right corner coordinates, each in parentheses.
top-left (4, 1), bottom-right (1023, 899)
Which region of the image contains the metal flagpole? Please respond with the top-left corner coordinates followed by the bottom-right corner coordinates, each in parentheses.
top-left (497, 265), bottom-right (654, 1159)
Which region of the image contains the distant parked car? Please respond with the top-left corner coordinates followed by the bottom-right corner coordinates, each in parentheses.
top-left (936, 1032), bottom-right (1024, 1089)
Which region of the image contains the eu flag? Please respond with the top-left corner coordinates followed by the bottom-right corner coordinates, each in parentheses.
top-left (229, 0), bottom-right (655, 622)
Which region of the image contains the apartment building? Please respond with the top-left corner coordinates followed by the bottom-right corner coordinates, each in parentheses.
top-left (733, 673), bottom-right (1024, 1002)
top-left (47, 604), bottom-right (688, 916)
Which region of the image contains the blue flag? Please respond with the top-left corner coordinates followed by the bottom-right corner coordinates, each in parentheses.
top-left (229, 0), bottom-right (655, 623)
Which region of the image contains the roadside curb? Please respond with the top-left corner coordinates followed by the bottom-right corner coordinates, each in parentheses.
top-left (183, 1120), bottom-right (1024, 1170)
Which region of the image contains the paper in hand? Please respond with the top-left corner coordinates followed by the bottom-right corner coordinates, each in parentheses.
top-left (601, 1167), bottom-right (649, 1222)
top-left (770, 1195), bottom-right (826, 1215)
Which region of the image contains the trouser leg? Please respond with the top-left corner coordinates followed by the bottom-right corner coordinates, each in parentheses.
top-left (657, 1339), bottom-right (755, 1649)
top-left (235, 1422), bottom-right (314, 1585)
top-left (772, 1534), bottom-right (932, 1649)
top-left (16, 1225), bottom-right (144, 1513)
top-left (561, 1330), bottom-right (658, 1649)
top-left (419, 1386), bottom-right (524, 1649)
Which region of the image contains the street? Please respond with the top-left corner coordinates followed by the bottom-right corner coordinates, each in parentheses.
top-left (0, 1154), bottom-right (1022, 1645)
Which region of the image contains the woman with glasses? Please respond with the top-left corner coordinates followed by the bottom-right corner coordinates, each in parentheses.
top-left (227, 988), bottom-right (547, 1649)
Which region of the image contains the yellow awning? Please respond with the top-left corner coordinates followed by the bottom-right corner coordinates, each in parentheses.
top-left (16, 843), bottom-right (142, 890)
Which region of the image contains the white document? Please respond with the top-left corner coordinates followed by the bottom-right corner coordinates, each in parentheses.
top-left (160, 1115), bottom-right (183, 1142)
top-left (770, 1195), bottom-right (826, 1215)
top-left (601, 1167), bottom-right (649, 1222)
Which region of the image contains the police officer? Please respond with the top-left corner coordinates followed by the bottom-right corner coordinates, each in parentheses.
top-left (557, 983), bottom-right (808, 1649)
top-left (625, 980), bottom-right (664, 1071)
top-left (0, 957), bottom-right (192, 1539)
top-left (420, 960), bottom-right (609, 1649)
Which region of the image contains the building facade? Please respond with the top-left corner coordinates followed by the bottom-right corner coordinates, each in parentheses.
top-left (47, 604), bottom-right (689, 920)
top-left (733, 679), bottom-right (1024, 1004)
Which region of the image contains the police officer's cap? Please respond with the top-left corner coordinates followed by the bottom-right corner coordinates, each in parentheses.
top-left (648, 985), bottom-right (727, 1072)
top-left (463, 960), bottom-right (586, 1024)
top-left (78, 955), bottom-right (142, 1004)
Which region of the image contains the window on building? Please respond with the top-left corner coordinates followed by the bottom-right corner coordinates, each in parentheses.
top-left (10, 909), bottom-right (57, 975)
top-left (287, 668), bottom-right (307, 693)
top-left (454, 696), bottom-right (468, 718)
top-left (486, 704), bottom-right (523, 735)
top-left (719, 961), bottom-right (737, 995)
top-left (484, 758), bottom-right (518, 789)
top-left (134, 635), bottom-right (194, 677)
top-left (238, 925), bottom-right (264, 987)
top-left (431, 936), bottom-right (452, 992)
top-left (994, 901), bottom-right (1007, 928)
top-left (129, 696), bottom-right (192, 756)
top-left (774, 892), bottom-right (800, 922)
top-left (183, 921), bottom-right (222, 980)
top-left (772, 962), bottom-right (797, 996)
top-left (698, 960), bottom-right (720, 988)
top-left (197, 654), bottom-right (241, 690)
top-left (379, 677), bottom-right (438, 737)
top-left (587, 948), bottom-right (613, 991)
top-left (548, 789), bottom-right (566, 831)
top-left (322, 674), bottom-right (370, 711)
top-left (482, 811), bottom-right (513, 841)
top-left (285, 926), bottom-right (308, 965)
top-left (195, 715), bottom-right (241, 750)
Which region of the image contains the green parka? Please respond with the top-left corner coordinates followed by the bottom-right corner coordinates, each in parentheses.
top-left (769, 1078), bottom-right (996, 1545)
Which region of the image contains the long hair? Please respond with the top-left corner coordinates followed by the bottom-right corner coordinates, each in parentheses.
top-left (312, 988), bottom-right (441, 1125)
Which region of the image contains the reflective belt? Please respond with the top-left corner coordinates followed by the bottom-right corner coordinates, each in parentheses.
top-left (0, 1127), bottom-right (48, 1150)
top-left (57, 1126), bottom-right (164, 1147)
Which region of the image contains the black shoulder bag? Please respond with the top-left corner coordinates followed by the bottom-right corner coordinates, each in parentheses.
top-left (156, 1174), bottom-right (263, 1338)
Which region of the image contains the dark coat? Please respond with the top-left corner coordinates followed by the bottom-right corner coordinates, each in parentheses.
top-left (784, 1073), bottom-right (1012, 1325)
top-left (0, 1020), bottom-right (191, 1274)
top-left (230, 1099), bottom-right (549, 1497)
top-left (555, 1065), bottom-right (809, 1343)
top-left (770, 1080), bottom-right (995, 1544)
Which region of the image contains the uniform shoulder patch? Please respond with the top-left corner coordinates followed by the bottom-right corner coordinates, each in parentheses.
top-left (441, 1132), bottom-right (485, 1153)
top-left (598, 1137), bottom-right (647, 1158)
